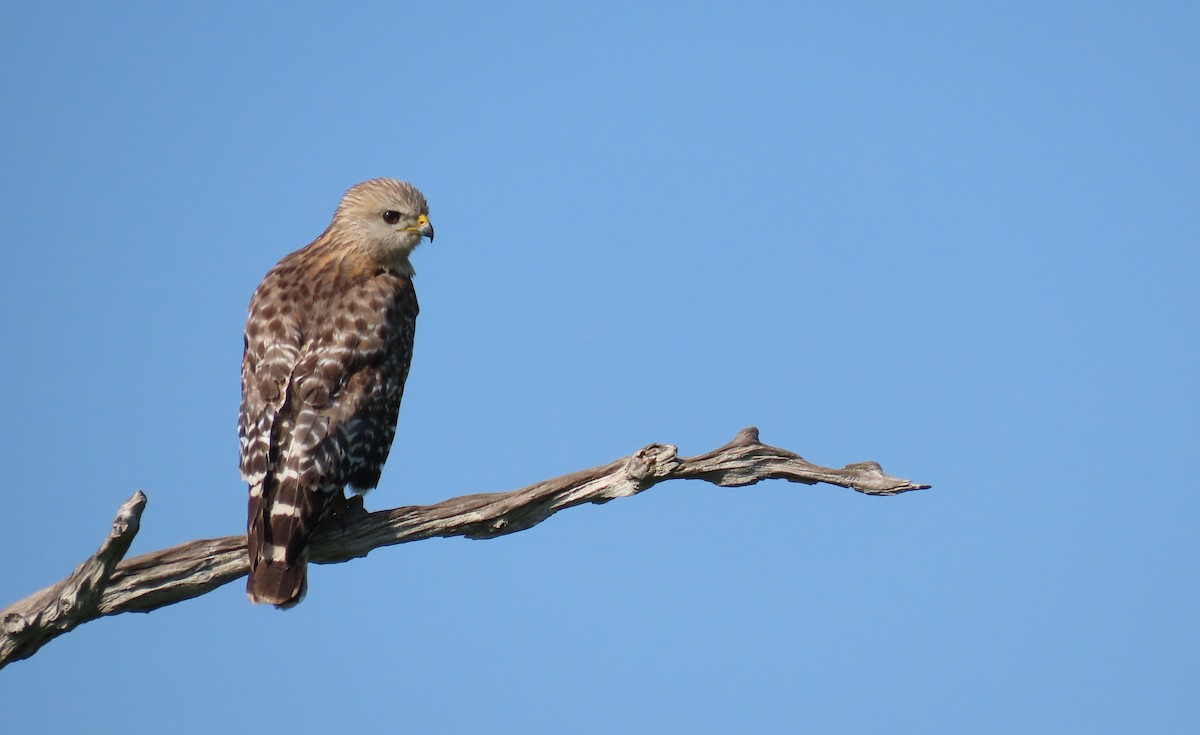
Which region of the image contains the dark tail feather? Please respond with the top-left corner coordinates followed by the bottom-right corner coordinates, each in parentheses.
top-left (247, 555), bottom-right (308, 608)
top-left (247, 476), bottom-right (323, 609)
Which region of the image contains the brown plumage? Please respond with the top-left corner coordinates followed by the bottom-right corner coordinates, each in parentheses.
top-left (240, 178), bottom-right (433, 607)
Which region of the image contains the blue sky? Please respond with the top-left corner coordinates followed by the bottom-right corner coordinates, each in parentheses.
top-left (1, 2), bottom-right (1196, 732)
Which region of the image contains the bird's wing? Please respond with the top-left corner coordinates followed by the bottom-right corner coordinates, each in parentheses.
top-left (243, 269), bottom-right (417, 573)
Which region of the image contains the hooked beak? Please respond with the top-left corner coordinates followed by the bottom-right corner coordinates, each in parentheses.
top-left (418, 214), bottom-right (434, 242)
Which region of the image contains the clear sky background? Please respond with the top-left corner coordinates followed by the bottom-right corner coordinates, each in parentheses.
top-left (1, 3), bottom-right (1196, 733)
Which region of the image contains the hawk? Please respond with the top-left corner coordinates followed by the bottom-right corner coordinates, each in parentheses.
top-left (239, 178), bottom-right (433, 608)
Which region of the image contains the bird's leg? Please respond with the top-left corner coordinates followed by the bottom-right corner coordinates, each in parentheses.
top-left (322, 489), bottom-right (367, 533)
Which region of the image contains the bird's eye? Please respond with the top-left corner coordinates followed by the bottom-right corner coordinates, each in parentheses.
top-left (381, 210), bottom-right (401, 224)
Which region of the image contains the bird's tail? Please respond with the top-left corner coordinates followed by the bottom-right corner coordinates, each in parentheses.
top-left (247, 553), bottom-right (308, 608)
top-left (246, 476), bottom-right (325, 608)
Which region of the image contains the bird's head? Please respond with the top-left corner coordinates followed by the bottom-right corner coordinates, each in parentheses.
top-left (331, 178), bottom-right (434, 274)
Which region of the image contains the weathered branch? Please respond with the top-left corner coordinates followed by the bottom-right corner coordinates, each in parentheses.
top-left (0, 428), bottom-right (929, 669)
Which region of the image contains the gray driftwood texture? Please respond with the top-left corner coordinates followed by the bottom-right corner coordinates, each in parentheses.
top-left (0, 428), bottom-right (929, 670)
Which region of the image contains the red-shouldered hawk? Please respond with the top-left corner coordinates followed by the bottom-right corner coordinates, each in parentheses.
top-left (240, 178), bottom-right (433, 608)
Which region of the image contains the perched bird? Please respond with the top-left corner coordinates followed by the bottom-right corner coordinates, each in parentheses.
top-left (239, 178), bottom-right (433, 607)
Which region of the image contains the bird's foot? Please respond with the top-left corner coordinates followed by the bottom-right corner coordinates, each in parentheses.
top-left (324, 491), bottom-right (368, 532)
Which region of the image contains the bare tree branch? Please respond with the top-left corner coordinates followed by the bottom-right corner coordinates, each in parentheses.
top-left (0, 428), bottom-right (929, 670)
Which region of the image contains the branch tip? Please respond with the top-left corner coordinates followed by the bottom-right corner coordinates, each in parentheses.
top-left (732, 426), bottom-right (761, 446)
top-left (111, 491), bottom-right (148, 538)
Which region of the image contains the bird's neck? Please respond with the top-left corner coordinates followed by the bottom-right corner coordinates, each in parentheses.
top-left (304, 229), bottom-right (415, 281)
